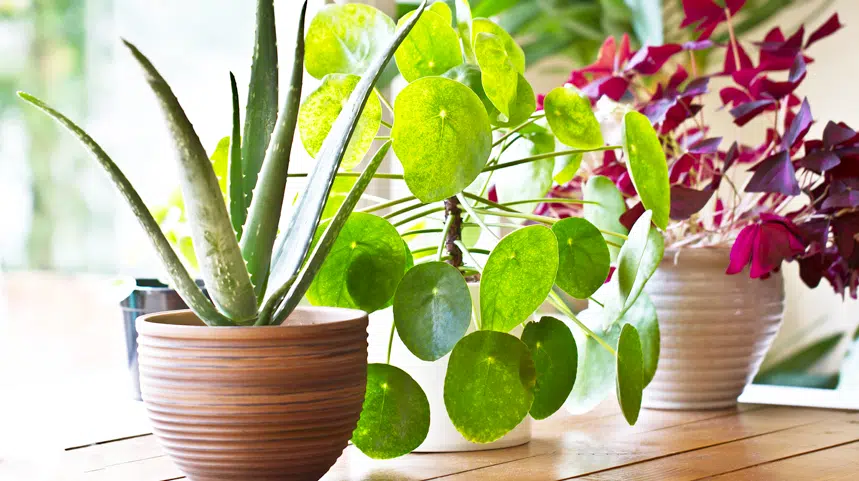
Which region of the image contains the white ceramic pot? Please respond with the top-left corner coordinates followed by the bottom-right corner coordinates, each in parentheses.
top-left (368, 283), bottom-right (531, 452)
top-left (642, 247), bottom-right (785, 410)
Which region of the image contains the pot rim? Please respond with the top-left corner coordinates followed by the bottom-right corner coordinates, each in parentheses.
top-left (137, 306), bottom-right (368, 339)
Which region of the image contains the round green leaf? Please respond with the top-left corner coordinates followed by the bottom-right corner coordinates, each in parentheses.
top-left (471, 18), bottom-right (525, 73)
top-left (583, 175), bottom-right (628, 261)
top-left (393, 262), bottom-right (472, 361)
top-left (480, 225), bottom-right (559, 332)
top-left (552, 217), bottom-right (611, 299)
top-left (544, 86), bottom-right (604, 149)
top-left (474, 32), bottom-right (518, 119)
top-left (304, 3), bottom-right (395, 79)
top-left (392, 76), bottom-right (492, 203)
top-left (565, 309), bottom-right (619, 414)
top-left (616, 323), bottom-right (644, 425)
top-left (622, 111), bottom-right (670, 229)
top-left (381, 240), bottom-right (414, 310)
top-left (298, 73), bottom-right (382, 170)
top-left (619, 291), bottom-right (660, 387)
top-left (441, 63), bottom-right (494, 114)
top-left (521, 316), bottom-right (578, 420)
top-left (488, 73), bottom-right (536, 127)
top-left (444, 331), bottom-right (536, 443)
top-left (352, 363), bottom-right (430, 459)
top-left (429, 1), bottom-right (453, 24)
top-left (307, 213), bottom-right (406, 312)
top-left (394, 9), bottom-right (463, 82)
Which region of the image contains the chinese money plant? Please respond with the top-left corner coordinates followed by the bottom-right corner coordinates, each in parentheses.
top-left (19, 0), bottom-right (671, 460)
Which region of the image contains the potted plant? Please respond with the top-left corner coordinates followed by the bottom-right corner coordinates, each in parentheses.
top-left (534, 0), bottom-right (855, 409)
top-left (292, 0), bottom-right (670, 456)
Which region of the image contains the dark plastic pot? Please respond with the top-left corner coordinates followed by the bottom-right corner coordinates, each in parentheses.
top-left (120, 279), bottom-right (194, 400)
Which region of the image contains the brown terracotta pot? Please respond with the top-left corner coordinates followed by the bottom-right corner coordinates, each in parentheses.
top-left (136, 307), bottom-right (369, 481)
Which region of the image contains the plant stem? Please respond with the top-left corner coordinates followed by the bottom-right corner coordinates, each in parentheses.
top-left (470, 208), bottom-right (558, 225)
top-left (443, 196), bottom-right (464, 268)
top-left (548, 290), bottom-right (616, 356)
top-left (375, 136), bottom-right (391, 140)
top-left (392, 206), bottom-right (447, 227)
top-left (401, 228), bottom-right (443, 236)
top-left (724, 7), bottom-right (742, 72)
top-left (599, 229), bottom-right (629, 240)
top-left (376, 88), bottom-right (395, 113)
top-left (588, 296), bottom-right (604, 308)
top-left (380, 119), bottom-right (393, 129)
top-left (457, 193), bottom-right (500, 240)
top-left (606, 239), bottom-right (623, 249)
top-left (454, 240), bottom-right (484, 272)
top-left (386, 322), bottom-right (396, 364)
top-left (481, 146), bottom-right (620, 173)
top-left (360, 195), bottom-right (416, 214)
top-left (492, 114), bottom-right (545, 147)
top-left (503, 198), bottom-right (597, 207)
top-left (287, 172), bottom-right (404, 180)
top-left (462, 191), bottom-right (517, 212)
top-left (383, 200), bottom-right (429, 220)
top-left (437, 214), bottom-right (455, 261)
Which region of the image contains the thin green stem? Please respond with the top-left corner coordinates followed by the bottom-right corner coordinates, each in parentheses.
top-left (437, 214), bottom-right (455, 261)
top-left (462, 192), bottom-right (517, 213)
top-left (360, 195), bottom-right (416, 214)
top-left (392, 206), bottom-right (446, 227)
top-left (401, 228), bottom-right (443, 236)
top-left (548, 290), bottom-right (616, 356)
top-left (454, 240), bottom-right (483, 272)
top-left (470, 208), bottom-right (558, 225)
top-left (409, 245), bottom-right (440, 256)
top-left (463, 221), bottom-right (524, 229)
top-left (502, 198), bottom-right (598, 207)
top-left (376, 88), bottom-right (395, 113)
top-left (482, 146), bottom-right (620, 173)
top-left (383, 200), bottom-right (429, 220)
top-left (492, 114), bottom-right (545, 147)
top-left (588, 296), bottom-right (605, 308)
top-left (380, 119), bottom-right (393, 129)
top-left (606, 239), bottom-right (623, 249)
top-left (375, 136), bottom-right (391, 140)
top-left (457, 194), bottom-right (500, 240)
top-left (467, 247), bottom-right (491, 255)
top-left (287, 172), bottom-right (404, 180)
top-left (598, 229), bottom-right (629, 240)
top-left (386, 322), bottom-right (396, 364)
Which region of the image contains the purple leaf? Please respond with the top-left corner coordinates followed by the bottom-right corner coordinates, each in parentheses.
top-left (669, 185), bottom-right (715, 220)
top-left (642, 98), bottom-right (676, 125)
top-left (745, 151), bottom-right (801, 196)
top-left (832, 212), bottom-right (859, 259)
top-left (730, 99), bottom-right (776, 126)
top-left (806, 14), bottom-right (843, 49)
top-left (682, 39), bottom-right (714, 50)
top-left (798, 151), bottom-right (841, 173)
top-left (822, 191), bottom-right (859, 210)
top-left (723, 142), bottom-right (740, 173)
top-left (682, 77), bottom-right (710, 97)
top-left (582, 76), bottom-right (629, 101)
top-left (726, 223), bottom-right (759, 275)
top-left (628, 44), bottom-right (683, 75)
top-left (688, 137), bottom-right (722, 154)
top-left (823, 121), bottom-right (857, 148)
top-left (783, 98), bottom-right (812, 150)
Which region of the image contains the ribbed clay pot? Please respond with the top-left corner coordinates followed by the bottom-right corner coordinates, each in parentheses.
top-left (642, 247), bottom-right (785, 410)
top-left (136, 307), bottom-right (369, 481)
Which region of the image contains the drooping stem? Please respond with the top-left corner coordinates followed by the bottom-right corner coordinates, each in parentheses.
top-left (387, 321), bottom-right (396, 364)
top-left (443, 195), bottom-right (464, 268)
top-left (548, 289), bottom-right (616, 356)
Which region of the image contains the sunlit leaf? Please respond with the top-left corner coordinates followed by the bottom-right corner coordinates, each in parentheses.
top-left (474, 32), bottom-right (518, 118)
top-left (395, 9), bottom-right (462, 82)
top-left (622, 111), bottom-right (670, 229)
top-left (471, 18), bottom-right (525, 73)
top-left (544, 86), bottom-right (604, 149)
top-left (552, 217), bottom-right (611, 299)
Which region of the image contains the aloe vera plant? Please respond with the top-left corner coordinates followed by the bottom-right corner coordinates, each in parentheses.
top-left (20, 0), bottom-right (671, 461)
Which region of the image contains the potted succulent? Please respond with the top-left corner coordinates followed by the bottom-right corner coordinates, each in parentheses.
top-left (292, 0), bottom-right (670, 457)
top-left (535, 0), bottom-right (855, 409)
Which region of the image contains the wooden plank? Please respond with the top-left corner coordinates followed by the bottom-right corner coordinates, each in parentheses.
top-left (579, 414), bottom-right (859, 480)
top-left (703, 440), bottom-right (859, 481)
top-left (72, 404), bottom-right (757, 480)
top-left (432, 407), bottom-right (841, 480)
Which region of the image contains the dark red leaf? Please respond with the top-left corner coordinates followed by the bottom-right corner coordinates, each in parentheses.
top-left (806, 14), bottom-right (843, 49)
top-left (745, 151), bottom-right (801, 196)
top-left (799, 151), bottom-right (841, 173)
top-left (670, 185), bottom-right (715, 220)
top-left (822, 191), bottom-right (859, 210)
top-left (723, 141), bottom-right (740, 172)
top-left (682, 77), bottom-right (710, 97)
top-left (832, 213), bottom-right (859, 259)
top-left (720, 86), bottom-right (752, 107)
top-left (823, 121), bottom-right (858, 148)
top-left (681, 0), bottom-right (746, 39)
top-left (689, 137), bottom-right (722, 154)
top-left (723, 41), bottom-right (754, 74)
top-left (582, 76), bottom-right (629, 101)
top-left (783, 98), bottom-right (813, 150)
top-left (730, 99), bottom-right (776, 126)
top-left (628, 44), bottom-right (683, 75)
top-left (619, 201), bottom-right (646, 231)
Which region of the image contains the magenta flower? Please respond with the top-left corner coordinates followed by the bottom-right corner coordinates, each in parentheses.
top-left (727, 214), bottom-right (807, 278)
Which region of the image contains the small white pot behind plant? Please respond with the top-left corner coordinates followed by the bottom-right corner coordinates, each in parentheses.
top-left (642, 247), bottom-right (785, 410)
top-left (368, 283), bottom-right (531, 452)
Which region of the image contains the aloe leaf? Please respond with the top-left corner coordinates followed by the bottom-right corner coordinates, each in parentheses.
top-left (240, 0), bottom-right (307, 301)
top-left (269, 142), bottom-right (391, 325)
top-left (228, 72), bottom-right (245, 238)
top-left (266, 2), bottom-right (428, 302)
top-left (241, 0), bottom-right (279, 213)
top-left (17, 92), bottom-right (233, 327)
top-left (123, 40), bottom-right (258, 323)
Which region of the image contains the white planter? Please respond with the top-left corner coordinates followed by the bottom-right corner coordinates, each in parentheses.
top-left (368, 283), bottom-right (531, 452)
top-left (642, 247), bottom-right (785, 410)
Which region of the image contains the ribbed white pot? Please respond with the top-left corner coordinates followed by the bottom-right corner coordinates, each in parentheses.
top-left (368, 283), bottom-right (531, 452)
top-left (642, 247), bottom-right (785, 410)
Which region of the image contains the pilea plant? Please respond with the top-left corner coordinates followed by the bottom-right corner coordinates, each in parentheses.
top-left (20, 0), bottom-right (670, 460)
top-left (293, 1), bottom-right (669, 458)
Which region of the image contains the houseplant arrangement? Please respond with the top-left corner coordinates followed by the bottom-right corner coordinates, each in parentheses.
top-left (21, 0), bottom-right (672, 475)
top-left (533, 0), bottom-right (855, 408)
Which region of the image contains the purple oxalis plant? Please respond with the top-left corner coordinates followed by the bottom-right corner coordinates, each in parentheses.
top-left (530, 0), bottom-right (858, 298)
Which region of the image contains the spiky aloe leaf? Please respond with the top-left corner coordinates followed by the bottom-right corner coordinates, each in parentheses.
top-left (240, 0), bottom-right (307, 301)
top-left (268, 141), bottom-right (392, 325)
top-left (265, 1), bottom-right (429, 301)
top-left (17, 92), bottom-right (233, 327)
top-left (123, 40), bottom-right (258, 323)
top-left (228, 72), bottom-right (245, 238)
top-left (242, 0), bottom-right (279, 213)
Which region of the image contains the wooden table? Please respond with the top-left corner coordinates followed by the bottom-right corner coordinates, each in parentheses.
top-left (3, 274), bottom-right (858, 480)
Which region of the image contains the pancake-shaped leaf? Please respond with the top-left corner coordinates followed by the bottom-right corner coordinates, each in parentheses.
top-left (474, 32), bottom-right (517, 119)
top-left (553, 152), bottom-right (584, 185)
top-left (307, 212), bottom-right (406, 313)
top-left (392, 76), bottom-right (491, 202)
top-left (394, 262), bottom-right (471, 361)
top-left (471, 18), bottom-right (525, 73)
top-left (299, 74), bottom-right (381, 170)
top-left (444, 331), bottom-right (536, 443)
top-left (619, 291), bottom-right (660, 387)
top-left (521, 316), bottom-right (578, 420)
top-left (583, 175), bottom-right (628, 261)
top-left (552, 217), bottom-right (611, 299)
top-left (395, 9), bottom-right (462, 82)
top-left (352, 363), bottom-right (430, 459)
top-left (622, 111), bottom-right (670, 229)
top-left (305, 3), bottom-right (395, 79)
top-left (381, 240), bottom-right (414, 310)
top-left (544, 86), bottom-right (604, 149)
top-left (565, 309), bottom-right (620, 414)
top-left (616, 323), bottom-right (644, 425)
top-left (488, 74), bottom-right (536, 127)
top-left (616, 211), bottom-right (664, 318)
top-left (481, 225), bottom-right (558, 332)
top-left (441, 63), bottom-right (494, 114)
top-left (429, 1), bottom-right (453, 24)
